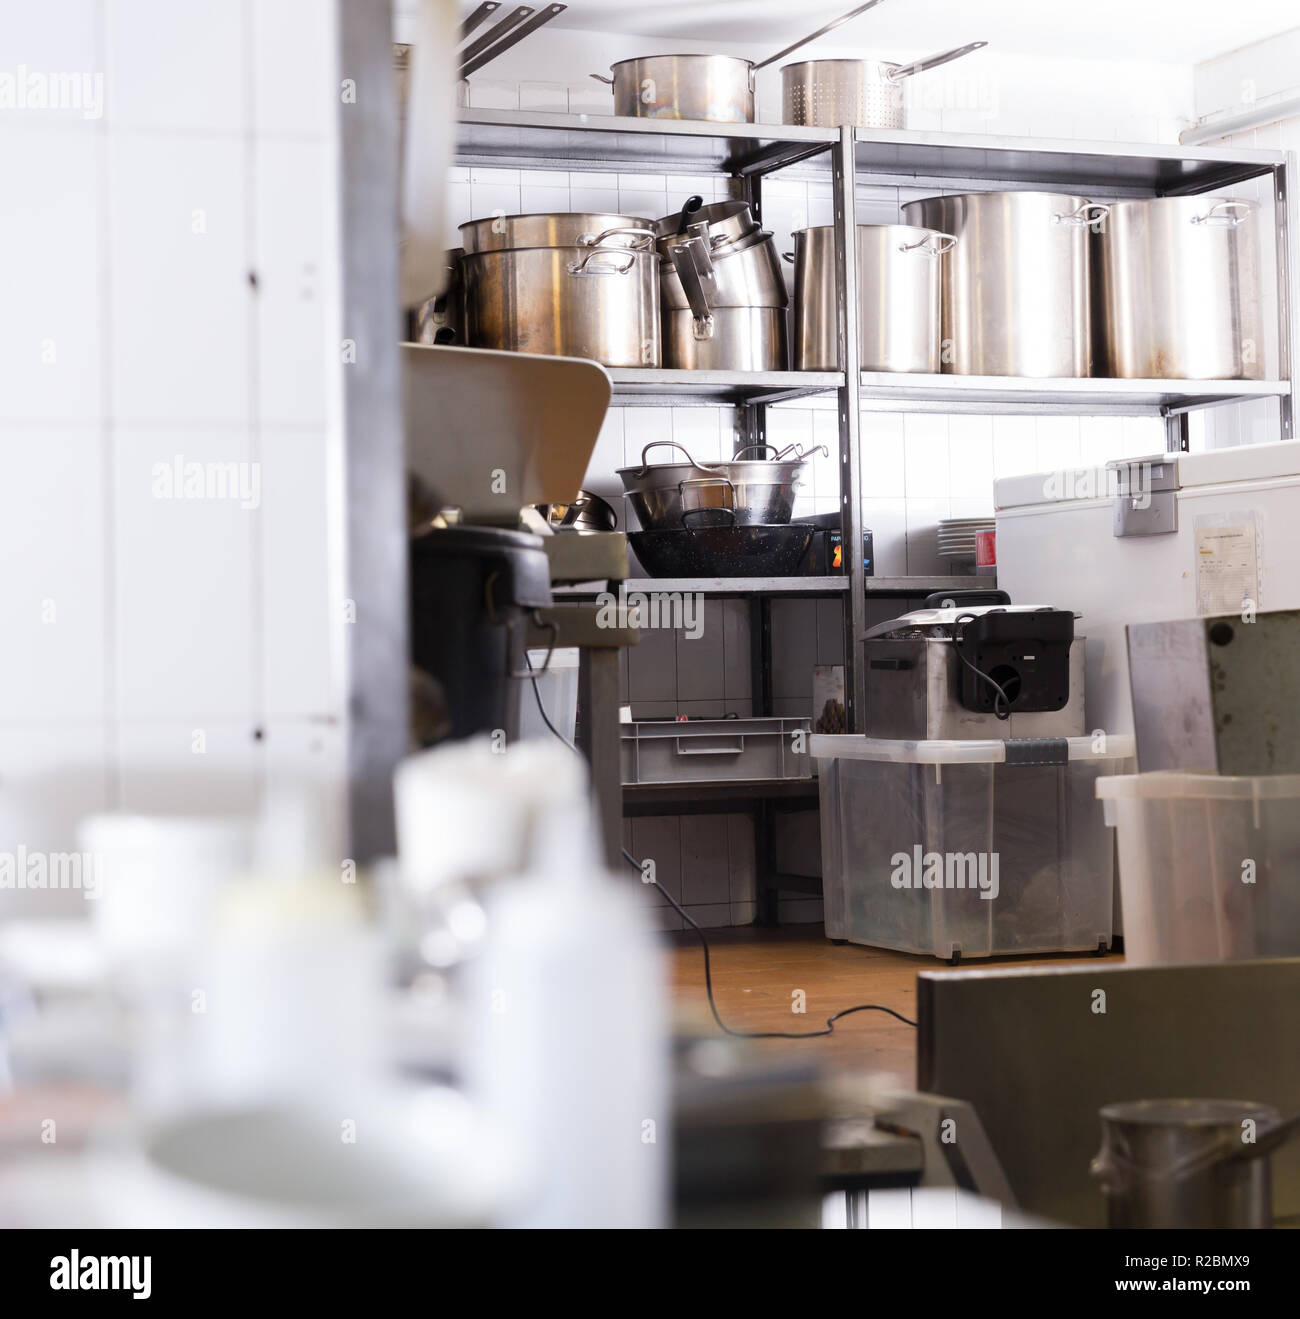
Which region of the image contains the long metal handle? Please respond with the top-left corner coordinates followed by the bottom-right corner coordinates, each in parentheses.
top-left (1191, 199), bottom-right (1257, 227)
top-left (458, 5), bottom-right (532, 69)
top-left (668, 239), bottom-right (716, 338)
top-left (887, 40), bottom-right (988, 83)
top-left (458, 4), bottom-right (566, 80)
top-left (752, 0), bottom-right (888, 72)
top-left (589, 72), bottom-right (614, 85)
top-left (459, 2), bottom-right (501, 42)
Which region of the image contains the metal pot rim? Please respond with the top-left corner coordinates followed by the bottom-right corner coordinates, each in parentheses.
top-left (793, 222), bottom-right (949, 237)
top-left (1100, 1099), bottom-right (1279, 1127)
top-left (608, 53), bottom-right (755, 72)
top-left (459, 211), bottom-right (656, 237)
top-left (780, 56), bottom-right (903, 74)
top-left (463, 245), bottom-right (659, 259)
top-left (903, 190), bottom-right (1094, 207)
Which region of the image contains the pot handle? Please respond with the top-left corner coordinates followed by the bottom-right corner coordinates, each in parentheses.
top-left (1051, 202), bottom-right (1110, 230)
top-left (1191, 199), bottom-right (1256, 227)
top-left (590, 72), bottom-right (614, 85)
top-left (636, 440), bottom-right (723, 474)
top-left (887, 41), bottom-right (988, 83)
top-left (678, 476), bottom-right (737, 522)
top-left (752, 0), bottom-right (887, 72)
top-left (782, 251), bottom-right (795, 263)
top-left (668, 240), bottom-right (716, 340)
top-left (566, 249), bottom-right (637, 276)
top-left (899, 230), bottom-right (957, 256)
top-left (578, 225), bottom-right (658, 250)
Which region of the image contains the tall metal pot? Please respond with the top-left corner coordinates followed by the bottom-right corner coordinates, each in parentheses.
top-left (461, 244), bottom-right (661, 368)
top-left (1094, 196), bottom-right (1263, 380)
top-left (1091, 1099), bottom-right (1300, 1229)
top-left (902, 191), bottom-right (1109, 378)
top-left (791, 224), bottom-right (955, 372)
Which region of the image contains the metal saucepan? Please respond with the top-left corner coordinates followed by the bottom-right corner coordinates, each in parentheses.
top-left (461, 242), bottom-right (661, 368)
top-left (617, 440), bottom-right (826, 530)
top-left (901, 191), bottom-right (1110, 378)
top-left (1091, 1099), bottom-right (1300, 1229)
top-left (655, 199), bottom-right (789, 370)
top-left (656, 200), bottom-right (787, 310)
top-left (782, 41), bottom-right (988, 130)
top-left (787, 224), bottom-right (955, 372)
top-left (629, 523), bottom-right (815, 578)
top-left (591, 1), bottom-right (886, 124)
top-left (538, 489), bottom-right (619, 533)
top-left (1094, 196), bottom-right (1264, 380)
top-left (459, 211), bottom-right (656, 255)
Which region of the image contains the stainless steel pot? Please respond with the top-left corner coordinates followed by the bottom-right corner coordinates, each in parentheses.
top-left (655, 199), bottom-right (788, 369)
top-left (1091, 1099), bottom-right (1300, 1229)
top-left (663, 307), bottom-right (788, 371)
top-left (1095, 196), bottom-right (1264, 380)
top-left (459, 211), bottom-right (655, 255)
top-left (781, 42), bottom-right (987, 130)
top-left (461, 244), bottom-right (661, 368)
top-left (902, 191), bottom-right (1109, 377)
top-left (616, 441), bottom-right (824, 530)
top-left (591, 1), bottom-right (885, 123)
top-left (657, 204), bottom-right (787, 312)
top-left (789, 224), bottom-right (955, 372)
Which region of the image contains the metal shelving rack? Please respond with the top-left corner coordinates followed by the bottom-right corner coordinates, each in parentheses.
top-left (454, 107), bottom-right (1297, 918)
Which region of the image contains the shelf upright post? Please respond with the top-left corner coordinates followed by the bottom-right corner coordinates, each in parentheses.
top-left (1276, 152), bottom-right (1299, 440)
top-left (832, 127), bottom-right (867, 731)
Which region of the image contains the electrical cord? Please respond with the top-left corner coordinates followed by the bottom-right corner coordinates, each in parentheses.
top-left (951, 611), bottom-right (1012, 720)
top-left (621, 846), bottom-right (916, 1038)
top-left (520, 652), bottom-right (917, 1038)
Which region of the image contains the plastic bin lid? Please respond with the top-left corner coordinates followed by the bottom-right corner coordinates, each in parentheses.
top-left (810, 734), bottom-right (1135, 764)
top-left (1097, 771), bottom-right (1300, 801)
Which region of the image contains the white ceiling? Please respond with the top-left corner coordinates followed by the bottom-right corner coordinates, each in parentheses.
top-left (518, 0), bottom-right (1299, 65)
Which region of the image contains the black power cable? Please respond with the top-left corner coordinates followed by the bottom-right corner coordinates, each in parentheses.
top-left (521, 654), bottom-right (917, 1039)
top-left (951, 611), bottom-right (1012, 721)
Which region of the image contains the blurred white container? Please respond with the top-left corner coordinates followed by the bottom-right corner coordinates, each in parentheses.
top-left (1098, 772), bottom-right (1300, 966)
top-left (393, 734), bottom-right (587, 892)
top-left (76, 814), bottom-right (252, 971)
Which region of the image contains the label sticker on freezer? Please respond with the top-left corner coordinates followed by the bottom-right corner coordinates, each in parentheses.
top-left (1195, 513), bottom-right (1259, 616)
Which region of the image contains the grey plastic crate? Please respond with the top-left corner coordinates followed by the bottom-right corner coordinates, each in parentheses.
top-left (621, 718), bottom-right (812, 786)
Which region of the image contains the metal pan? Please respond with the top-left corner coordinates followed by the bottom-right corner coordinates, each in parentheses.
top-left (781, 42), bottom-right (988, 130)
top-left (590, 1), bottom-right (884, 124)
top-left (629, 524), bottom-right (815, 578)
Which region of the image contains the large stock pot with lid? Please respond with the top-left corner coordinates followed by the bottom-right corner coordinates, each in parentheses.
top-left (458, 212), bottom-right (662, 367)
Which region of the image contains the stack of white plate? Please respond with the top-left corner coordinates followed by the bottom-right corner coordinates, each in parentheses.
top-left (937, 516), bottom-right (996, 569)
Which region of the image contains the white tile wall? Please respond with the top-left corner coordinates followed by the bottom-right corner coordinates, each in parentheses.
top-left (0, 0), bottom-right (348, 927)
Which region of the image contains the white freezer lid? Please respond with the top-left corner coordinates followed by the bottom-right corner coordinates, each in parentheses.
top-left (811, 734), bottom-right (1135, 764)
top-left (994, 438), bottom-right (1300, 512)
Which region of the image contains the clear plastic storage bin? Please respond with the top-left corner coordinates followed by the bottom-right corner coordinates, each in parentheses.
top-left (1097, 772), bottom-right (1300, 967)
top-left (813, 734), bottom-right (1135, 961)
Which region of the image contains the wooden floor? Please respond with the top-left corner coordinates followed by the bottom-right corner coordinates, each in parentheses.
top-left (668, 924), bottom-right (1122, 1083)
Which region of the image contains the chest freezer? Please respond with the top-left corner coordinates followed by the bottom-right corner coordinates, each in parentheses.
top-left (994, 439), bottom-right (1300, 739)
